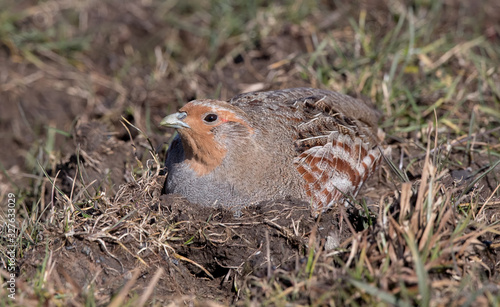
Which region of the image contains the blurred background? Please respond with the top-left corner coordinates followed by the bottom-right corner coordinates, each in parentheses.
top-left (1, 0), bottom-right (500, 305)
top-left (1, 0), bottom-right (499, 186)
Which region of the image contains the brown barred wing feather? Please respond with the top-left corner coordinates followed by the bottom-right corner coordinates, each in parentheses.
top-left (291, 93), bottom-right (382, 216)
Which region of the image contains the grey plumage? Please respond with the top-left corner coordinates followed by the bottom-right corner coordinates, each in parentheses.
top-left (162, 88), bottom-right (382, 213)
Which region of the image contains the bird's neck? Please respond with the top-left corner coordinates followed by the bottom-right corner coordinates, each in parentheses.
top-left (179, 130), bottom-right (226, 176)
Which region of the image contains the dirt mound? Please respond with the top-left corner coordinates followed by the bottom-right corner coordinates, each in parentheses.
top-left (1, 0), bottom-right (499, 305)
top-left (17, 121), bottom-right (499, 305)
top-left (16, 120), bottom-right (365, 304)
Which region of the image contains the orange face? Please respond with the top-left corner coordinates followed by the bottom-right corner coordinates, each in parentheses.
top-left (162, 99), bottom-right (253, 176)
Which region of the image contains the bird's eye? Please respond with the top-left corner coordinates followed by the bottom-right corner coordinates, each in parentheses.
top-left (203, 113), bottom-right (218, 123)
top-left (177, 112), bottom-right (187, 120)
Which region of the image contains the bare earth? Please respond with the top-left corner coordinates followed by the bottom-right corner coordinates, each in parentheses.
top-left (1, 0), bottom-right (499, 305)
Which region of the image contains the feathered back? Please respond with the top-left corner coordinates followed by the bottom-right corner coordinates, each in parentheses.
top-left (228, 88), bottom-right (381, 215)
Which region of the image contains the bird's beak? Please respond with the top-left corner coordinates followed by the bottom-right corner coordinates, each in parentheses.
top-left (160, 112), bottom-right (190, 129)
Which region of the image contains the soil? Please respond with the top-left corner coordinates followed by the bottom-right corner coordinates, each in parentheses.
top-left (0, 9), bottom-right (361, 303)
top-left (1, 0), bottom-right (499, 305)
top-left (17, 121), bottom-right (360, 305)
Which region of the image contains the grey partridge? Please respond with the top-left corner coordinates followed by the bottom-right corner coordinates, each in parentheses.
top-left (161, 88), bottom-right (382, 216)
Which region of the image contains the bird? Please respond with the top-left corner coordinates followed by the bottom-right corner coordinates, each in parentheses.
top-left (160, 87), bottom-right (382, 216)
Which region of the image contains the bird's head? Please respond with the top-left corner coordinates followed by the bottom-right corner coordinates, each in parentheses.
top-left (161, 99), bottom-right (253, 176)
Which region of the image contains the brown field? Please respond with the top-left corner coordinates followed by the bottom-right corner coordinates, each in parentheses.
top-left (1, 0), bottom-right (499, 306)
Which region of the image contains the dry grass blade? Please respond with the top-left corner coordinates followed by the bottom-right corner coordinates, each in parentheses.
top-left (137, 267), bottom-right (164, 307)
top-left (427, 36), bottom-right (485, 71)
top-left (3, 0), bottom-right (500, 305)
top-left (413, 126), bottom-right (433, 229)
top-left (173, 253), bottom-right (214, 280)
top-left (265, 229), bottom-right (271, 279)
top-left (108, 269), bottom-right (141, 307)
top-left (121, 115), bottom-right (158, 156)
top-left (400, 182), bottom-right (412, 223)
top-left (477, 183), bottom-right (500, 217)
